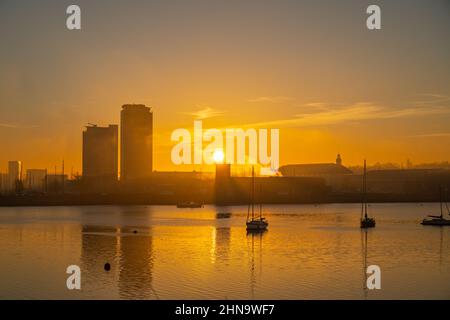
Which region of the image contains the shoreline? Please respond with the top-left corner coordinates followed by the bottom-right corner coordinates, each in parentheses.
top-left (0, 193), bottom-right (442, 207)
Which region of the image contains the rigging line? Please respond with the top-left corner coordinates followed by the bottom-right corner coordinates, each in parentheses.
top-left (443, 187), bottom-right (450, 215)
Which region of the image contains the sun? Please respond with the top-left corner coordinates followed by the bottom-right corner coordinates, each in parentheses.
top-left (212, 149), bottom-right (225, 164)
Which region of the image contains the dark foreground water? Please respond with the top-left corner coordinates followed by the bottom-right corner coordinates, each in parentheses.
top-left (0, 203), bottom-right (449, 299)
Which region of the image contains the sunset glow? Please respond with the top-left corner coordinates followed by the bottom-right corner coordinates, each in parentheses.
top-left (0, 1), bottom-right (449, 174)
top-left (212, 149), bottom-right (225, 164)
top-left (1, 0), bottom-right (450, 306)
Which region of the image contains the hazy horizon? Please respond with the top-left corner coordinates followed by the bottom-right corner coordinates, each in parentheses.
top-left (1, 0), bottom-right (450, 173)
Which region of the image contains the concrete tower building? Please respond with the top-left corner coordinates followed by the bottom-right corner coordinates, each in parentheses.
top-left (8, 161), bottom-right (22, 191)
top-left (120, 104), bottom-right (153, 180)
top-left (82, 124), bottom-right (118, 180)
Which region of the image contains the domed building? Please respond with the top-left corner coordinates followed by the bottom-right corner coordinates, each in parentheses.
top-left (279, 154), bottom-right (352, 177)
top-left (278, 154), bottom-right (353, 192)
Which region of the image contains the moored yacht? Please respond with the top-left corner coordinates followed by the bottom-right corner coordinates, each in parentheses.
top-left (246, 166), bottom-right (268, 232)
top-left (360, 160), bottom-right (376, 229)
top-left (421, 188), bottom-right (450, 226)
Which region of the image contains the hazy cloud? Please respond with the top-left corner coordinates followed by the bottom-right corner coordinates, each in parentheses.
top-left (408, 132), bottom-right (450, 138)
top-left (0, 123), bottom-right (37, 129)
top-left (239, 102), bottom-right (450, 128)
top-left (410, 93), bottom-right (450, 106)
top-left (0, 123), bottom-right (18, 128)
top-left (302, 102), bottom-right (329, 108)
top-left (183, 106), bottom-right (225, 120)
top-left (247, 96), bottom-right (293, 103)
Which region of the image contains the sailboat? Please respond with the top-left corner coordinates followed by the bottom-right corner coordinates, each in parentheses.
top-left (246, 166), bottom-right (268, 231)
top-left (421, 187), bottom-right (450, 226)
top-left (360, 160), bottom-right (376, 228)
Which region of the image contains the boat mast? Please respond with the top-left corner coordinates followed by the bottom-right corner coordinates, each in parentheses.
top-left (247, 168), bottom-right (251, 223)
top-left (363, 160), bottom-right (368, 219)
top-left (259, 183), bottom-right (263, 219)
top-left (252, 166), bottom-right (255, 220)
top-left (365, 160), bottom-right (368, 219)
top-left (439, 186), bottom-right (443, 219)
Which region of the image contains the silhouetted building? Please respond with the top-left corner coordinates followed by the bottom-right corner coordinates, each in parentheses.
top-left (279, 163), bottom-right (352, 176)
top-left (336, 153), bottom-right (342, 166)
top-left (367, 169), bottom-right (450, 195)
top-left (120, 104), bottom-right (153, 180)
top-left (278, 155), bottom-right (353, 192)
top-left (215, 164), bottom-right (231, 180)
top-left (215, 164), bottom-right (231, 204)
top-left (46, 174), bottom-right (68, 193)
top-left (26, 169), bottom-right (47, 192)
top-left (0, 173), bottom-right (9, 194)
top-left (226, 176), bottom-right (329, 204)
top-left (8, 161), bottom-right (22, 192)
top-left (82, 124), bottom-right (118, 181)
top-left (214, 164), bottom-right (329, 204)
top-left (120, 171), bottom-right (214, 202)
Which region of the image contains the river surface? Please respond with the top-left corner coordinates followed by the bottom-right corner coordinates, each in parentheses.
top-left (0, 203), bottom-right (449, 299)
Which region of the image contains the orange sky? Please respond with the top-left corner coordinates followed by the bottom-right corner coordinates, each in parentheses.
top-left (0, 0), bottom-right (449, 174)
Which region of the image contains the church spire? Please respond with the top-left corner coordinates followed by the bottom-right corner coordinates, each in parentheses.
top-left (336, 153), bottom-right (342, 166)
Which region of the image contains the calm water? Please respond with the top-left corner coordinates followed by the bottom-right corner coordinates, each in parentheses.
top-left (0, 203), bottom-right (449, 300)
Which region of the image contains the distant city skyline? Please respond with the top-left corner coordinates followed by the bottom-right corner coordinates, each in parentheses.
top-left (0, 0), bottom-right (449, 173)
